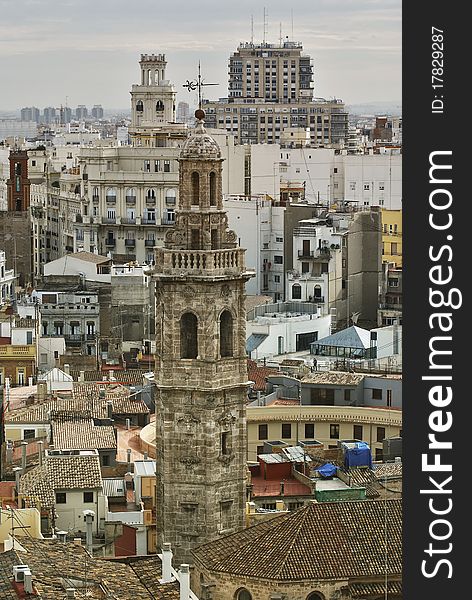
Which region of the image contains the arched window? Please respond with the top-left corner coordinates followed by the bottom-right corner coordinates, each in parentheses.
top-left (306, 593), bottom-right (325, 600)
top-left (191, 172), bottom-right (200, 205)
top-left (292, 283), bottom-right (302, 300)
top-left (209, 171), bottom-right (217, 206)
top-left (156, 100), bottom-right (164, 111)
top-left (136, 100), bottom-right (143, 112)
top-left (106, 187), bottom-right (116, 202)
top-left (220, 310), bottom-right (233, 357)
top-left (180, 313), bottom-right (198, 359)
top-left (126, 187), bottom-right (136, 203)
top-left (165, 188), bottom-right (176, 206)
top-left (314, 285), bottom-right (322, 299)
top-left (235, 589), bottom-right (252, 600)
top-left (146, 188), bottom-right (156, 200)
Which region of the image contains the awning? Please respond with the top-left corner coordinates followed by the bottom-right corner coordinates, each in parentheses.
top-left (246, 333), bottom-right (268, 353)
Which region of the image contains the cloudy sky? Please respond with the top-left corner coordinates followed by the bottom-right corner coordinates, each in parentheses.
top-left (0, 0), bottom-right (401, 111)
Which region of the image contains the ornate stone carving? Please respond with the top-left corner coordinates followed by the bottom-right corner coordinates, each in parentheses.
top-left (217, 453), bottom-right (235, 465)
top-left (177, 413), bottom-right (200, 430)
top-left (220, 284), bottom-right (231, 298)
top-left (217, 412), bottom-right (236, 429)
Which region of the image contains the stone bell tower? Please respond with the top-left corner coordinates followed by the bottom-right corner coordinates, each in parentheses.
top-left (151, 110), bottom-right (254, 565)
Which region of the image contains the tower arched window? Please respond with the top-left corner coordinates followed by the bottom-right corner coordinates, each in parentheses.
top-left (292, 283), bottom-right (302, 300)
top-left (136, 100), bottom-right (143, 112)
top-left (146, 188), bottom-right (156, 200)
top-left (306, 593), bottom-right (325, 600)
top-left (235, 589), bottom-right (252, 600)
top-left (220, 310), bottom-right (233, 358)
top-left (209, 171), bottom-right (217, 206)
top-left (156, 100), bottom-right (164, 112)
top-left (180, 313), bottom-right (198, 359)
top-left (126, 187), bottom-right (136, 203)
top-left (106, 188), bottom-right (117, 202)
top-left (191, 172), bottom-right (200, 205)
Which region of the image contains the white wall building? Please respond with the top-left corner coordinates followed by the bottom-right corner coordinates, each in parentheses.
top-left (246, 302), bottom-right (331, 360)
top-left (0, 250), bottom-right (16, 304)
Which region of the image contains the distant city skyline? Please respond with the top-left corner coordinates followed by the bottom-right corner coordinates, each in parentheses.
top-left (0, 0), bottom-right (401, 109)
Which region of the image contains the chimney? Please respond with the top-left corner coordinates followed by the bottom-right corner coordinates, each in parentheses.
top-left (6, 440), bottom-right (13, 464)
top-left (23, 569), bottom-right (33, 594)
top-left (143, 452), bottom-right (148, 460)
top-left (21, 441), bottom-right (28, 471)
top-left (13, 467), bottom-right (22, 494)
top-left (127, 448), bottom-right (132, 466)
top-left (57, 530), bottom-right (68, 543)
top-left (160, 543), bottom-right (174, 583)
top-left (38, 440), bottom-right (44, 466)
top-left (64, 363), bottom-right (70, 375)
top-left (179, 564), bottom-right (190, 600)
top-left (106, 400), bottom-right (113, 420)
top-left (79, 370), bottom-right (85, 383)
top-left (37, 380), bottom-right (47, 401)
top-left (73, 538), bottom-right (82, 546)
top-left (83, 510), bottom-right (95, 552)
top-left (126, 418), bottom-right (131, 430)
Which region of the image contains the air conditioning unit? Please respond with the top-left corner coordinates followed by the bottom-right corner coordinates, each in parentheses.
top-left (13, 565), bottom-right (29, 582)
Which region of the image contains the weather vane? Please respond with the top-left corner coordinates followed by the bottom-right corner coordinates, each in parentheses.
top-left (183, 62), bottom-right (218, 110)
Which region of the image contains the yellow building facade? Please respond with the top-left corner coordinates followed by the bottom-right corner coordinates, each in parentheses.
top-left (382, 209), bottom-right (402, 267)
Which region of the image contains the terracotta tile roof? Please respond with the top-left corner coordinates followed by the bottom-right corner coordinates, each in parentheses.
top-left (301, 372), bottom-right (365, 386)
top-left (5, 385), bottom-right (148, 424)
top-left (247, 359), bottom-right (278, 391)
top-left (70, 370), bottom-right (146, 384)
top-left (19, 453), bottom-right (102, 508)
top-left (51, 412), bottom-right (117, 451)
top-left (0, 539), bottom-right (175, 599)
top-left (349, 580), bottom-right (402, 597)
top-left (192, 498), bottom-right (402, 581)
top-left (266, 398), bottom-right (300, 406)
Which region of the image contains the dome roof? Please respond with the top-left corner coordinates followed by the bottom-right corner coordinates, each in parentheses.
top-left (180, 117), bottom-right (221, 160)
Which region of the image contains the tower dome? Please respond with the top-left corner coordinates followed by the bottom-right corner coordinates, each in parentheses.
top-left (180, 110), bottom-right (221, 159)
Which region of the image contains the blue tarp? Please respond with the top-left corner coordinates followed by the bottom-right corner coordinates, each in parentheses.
top-left (344, 442), bottom-right (373, 468)
top-left (316, 463), bottom-right (337, 478)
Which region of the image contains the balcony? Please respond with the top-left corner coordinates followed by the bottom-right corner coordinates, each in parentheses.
top-left (105, 238), bottom-right (116, 247)
top-left (64, 334), bottom-right (84, 346)
top-left (86, 333), bottom-right (97, 340)
top-left (0, 345), bottom-right (36, 359)
top-left (142, 218), bottom-right (156, 225)
top-left (162, 215), bottom-right (175, 225)
top-left (165, 197), bottom-right (176, 206)
top-left (102, 217), bottom-right (116, 224)
top-left (125, 239), bottom-right (136, 247)
top-left (106, 197), bottom-right (116, 204)
top-left (145, 239), bottom-right (155, 247)
top-left (298, 248), bottom-right (331, 260)
top-left (92, 195), bottom-right (99, 202)
top-left (145, 197), bottom-right (156, 205)
top-left (152, 247), bottom-right (246, 278)
top-left (126, 196), bottom-right (137, 204)
top-left (121, 218), bottom-right (136, 224)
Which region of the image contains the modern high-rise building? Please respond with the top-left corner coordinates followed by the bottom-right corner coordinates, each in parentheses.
top-left (91, 104), bottom-right (104, 119)
top-left (176, 101), bottom-right (190, 124)
top-left (204, 40), bottom-right (349, 146)
top-left (20, 107), bottom-right (40, 123)
top-left (43, 106), bottom-right (57, 124)
top-left (152, 112), bottom-right (253, 565)
top-left (76, 105), bottom-right (88, 120)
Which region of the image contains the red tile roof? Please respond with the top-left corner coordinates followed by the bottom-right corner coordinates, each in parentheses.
top-left (247, 360), bottom-right (278, 391)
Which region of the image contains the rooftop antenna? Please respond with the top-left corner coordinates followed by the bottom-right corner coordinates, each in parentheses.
top-left (251, 14), bottom-right (254, 45)
top-left (263, 7), bottom-right (268, 45)
top-left (279, 22), bottom-right (282, 46)
top-left (183, 62), bottom-right (218, 110)
top-left (291, 9), bottom-right (294, 41)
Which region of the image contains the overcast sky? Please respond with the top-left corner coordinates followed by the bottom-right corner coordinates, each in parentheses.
top-left (0, 0), bottom-right (401, 111)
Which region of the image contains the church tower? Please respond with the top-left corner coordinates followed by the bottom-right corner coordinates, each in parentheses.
top-left (129, 53), bottom-right (177, 146)
top-left (151, 111), bottom-right (254, 565)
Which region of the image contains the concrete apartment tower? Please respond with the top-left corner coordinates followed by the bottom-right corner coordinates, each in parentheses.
top-left (152, 110), bottom-right (253, 565)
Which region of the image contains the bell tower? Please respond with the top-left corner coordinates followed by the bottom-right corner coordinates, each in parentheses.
top-left (151, 111), bottom-right (254, 565)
